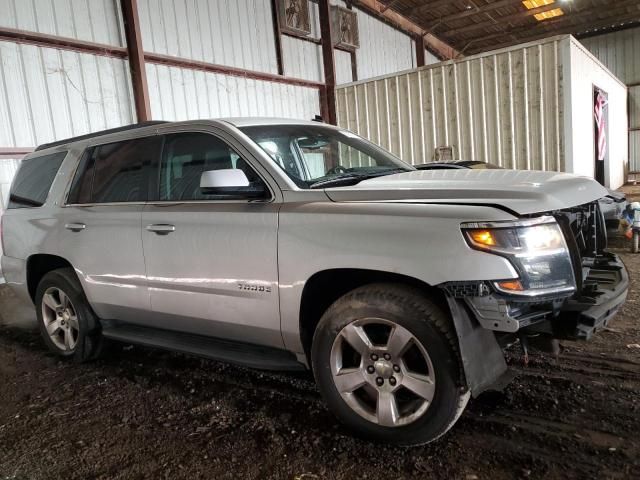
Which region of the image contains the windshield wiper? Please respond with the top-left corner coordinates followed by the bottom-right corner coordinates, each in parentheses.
top-left (309, 169), bottom-right (405, 189)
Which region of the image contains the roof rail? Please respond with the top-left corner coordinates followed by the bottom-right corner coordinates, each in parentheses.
top-left (35, 121), bottom-right (169, 151)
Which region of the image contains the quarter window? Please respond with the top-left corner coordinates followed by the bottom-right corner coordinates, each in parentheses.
top-left (159, 133), bottom-right (264, 201)
top-left (8, 152), bottom-right (67, 208)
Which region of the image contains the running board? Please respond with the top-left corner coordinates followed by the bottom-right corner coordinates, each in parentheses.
top-left (101, 323), bottom-right (305, 371)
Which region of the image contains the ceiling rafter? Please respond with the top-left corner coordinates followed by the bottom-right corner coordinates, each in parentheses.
top-left (445, 3), bottom-right (570, 37)
top-left (463, 6), bottom-right (640, 53)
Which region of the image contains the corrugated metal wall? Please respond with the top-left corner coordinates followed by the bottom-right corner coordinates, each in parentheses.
top-left (137, 0), bottom-right (278, 74)
top-left (567, 38), bottom-right (628, 189)
top-left (424, 49), bottom-right (440, 66)
top-left (0, 0), bottom-right (123, 46)
top-left (355, 9), bottom-right (415, 81)
top-left (335, 50), bottom-right (353, 85)
top-left (282, 36), bottom-right (324, 82)
top-left (581, 27), bottom-right (640, 172)
top-left (337, 38), bottom-right (565, 170)
top-left (146, 63), bottom-right (320, 121)
top-left (0, 158), bottom-right (21, 211)
top-left (0, 41), bottom-right (135, 147)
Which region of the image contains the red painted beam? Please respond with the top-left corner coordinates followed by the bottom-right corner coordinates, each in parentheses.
top-left (0, 147), bottom-right (33, 159)
top-left (144, 52), bottom-right (324, 90)
top-left (318, 0), bottom-right (337, 125)
top-left (120, 0), bottom-right (152, 122)
top-left (270, 0), bottom-right (285, 76)
top-left (0, 27), bottom-right (127, 58)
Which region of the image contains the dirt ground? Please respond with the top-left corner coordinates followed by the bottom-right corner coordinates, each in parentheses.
top-left (1, 195), bottom-right (640, 479)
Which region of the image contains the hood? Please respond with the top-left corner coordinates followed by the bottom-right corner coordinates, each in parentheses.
top-left (324, 169), bottom-right (609, 215)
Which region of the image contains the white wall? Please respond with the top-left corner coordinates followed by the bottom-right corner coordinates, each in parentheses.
top-left (566, 38), bottom-right (628, 189)
top-left (138, 0), bottom-right (278, 74)
top-left (0, 0), bottom-right (124, 46)
top-left (580, 27), bottom-right (640, 173)
top-left (355, 9), bottom-right (415, 81)
top-left (146, 63), bottom-right (320, 121)
top-left (0, 41), bottom-right (135, 148)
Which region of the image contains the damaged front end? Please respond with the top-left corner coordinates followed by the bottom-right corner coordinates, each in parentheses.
top-left (441, 201), bottom-right (628, 396)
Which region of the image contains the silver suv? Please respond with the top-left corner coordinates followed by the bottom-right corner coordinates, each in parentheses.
top-left (1, 118), bottom-right (628, 445)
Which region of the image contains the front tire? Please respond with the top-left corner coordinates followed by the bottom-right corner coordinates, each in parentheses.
top-left (311, 283), bottom-right (469, 445)
top-left (35, 268), bottom-right (102, 362)
top-left (632, 231), bottom-right (639, 253)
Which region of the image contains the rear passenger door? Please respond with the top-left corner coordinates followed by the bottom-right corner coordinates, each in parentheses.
top-left (140, 130), bottom-right (282, 349)
top-left (60, 135), bottom-right (161, 322)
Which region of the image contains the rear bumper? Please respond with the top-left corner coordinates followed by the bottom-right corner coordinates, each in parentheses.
top-left (555, 253), bottom-right (628, 340)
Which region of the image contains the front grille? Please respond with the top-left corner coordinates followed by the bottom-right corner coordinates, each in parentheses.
top-left (554, 200), bottom-right (607, 297)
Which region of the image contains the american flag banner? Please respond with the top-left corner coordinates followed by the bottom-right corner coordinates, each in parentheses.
top-left (594, 91), bottom-right (608, 162)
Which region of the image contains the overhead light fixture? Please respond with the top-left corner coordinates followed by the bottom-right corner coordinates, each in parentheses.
top-left (522, 0), bottom-right (554, 8)
top-left (534, 7), bottom-right (564, 20)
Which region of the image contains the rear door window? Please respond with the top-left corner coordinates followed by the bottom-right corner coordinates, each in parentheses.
top-left (67, 136), bottom-right (160, 204)
top-left (8, 152), bottom-right (67, 208)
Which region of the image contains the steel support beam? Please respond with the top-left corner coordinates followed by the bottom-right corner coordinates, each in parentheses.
top-left (319, 0), bottom-right (337, 125)
top-left (415, 34), bottom-right (425, 67)
top-left (270, 0), bottom-right (285, 76)
top-left (120, 0), bottom-right (151, 122)
top-left (144, 52), bottom-right (324, 89)
top-left (0, 147), bottom-right (33, 159)
top-left (0, 27), bottom-right (127, 58)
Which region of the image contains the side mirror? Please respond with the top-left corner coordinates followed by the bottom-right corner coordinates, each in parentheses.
top-left (199, 169), bottom-right (267, 199)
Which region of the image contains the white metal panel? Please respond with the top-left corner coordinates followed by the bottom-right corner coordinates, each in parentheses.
top-left (425, 49), bottom-right (440, 66)
top-left (355, 9), bottom-right (415, 81)
top-left (0, 158), bottom-right (20, 211)
top-left (335, 49), bottom-right (352, 85)
top-left (630, 130), bottom-right (640, 173)
top-left (630, 85), bottom-right (640, 129)
top-left (281, 36), bottom-right (324, 82)
top-left (138, 0), bottom-right (278, 74)
top-left (146, 63), bottom-right (320, 121)
top-left (567, 38), bottom-right (628, 189)
top-left (580, 27), bottom-right (640, 85)
top-left (0, 41), bottom-right (135, 148)
top-left (0, 0), bottom-right (124, 46)
top-left (337, 37), bottom-right (566, 171)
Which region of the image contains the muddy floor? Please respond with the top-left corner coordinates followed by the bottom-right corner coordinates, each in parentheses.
top-left (1, 223), bottom-right (639, 479)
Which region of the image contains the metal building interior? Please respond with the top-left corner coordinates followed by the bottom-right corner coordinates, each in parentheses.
top-left (0, 1), bottom-right (640, 478)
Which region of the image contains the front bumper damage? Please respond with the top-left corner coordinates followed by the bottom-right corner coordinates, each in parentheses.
top-left (441, 201), bottom-right (629, 397)
top-left (442, 253), bottom-right (628, 397)
top-left (457, 252), bottom-right (628, 340)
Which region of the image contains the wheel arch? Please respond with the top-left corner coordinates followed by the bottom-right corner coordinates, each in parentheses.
top-left (26, 254), bottom-right (75, 303)
top-left (298, 268), bottom-right (449, 365)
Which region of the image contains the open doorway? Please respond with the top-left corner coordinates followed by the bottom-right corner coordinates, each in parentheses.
top-left (593, 86), bottom-right (609, 186)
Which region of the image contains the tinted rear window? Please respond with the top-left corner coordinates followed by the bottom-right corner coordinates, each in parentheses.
top-left (8, 152), bottom-right (67, 208)
top-left (67, 136), bottom-right (160, 204)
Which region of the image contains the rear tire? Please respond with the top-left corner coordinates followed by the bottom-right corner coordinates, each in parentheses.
top-left (35, 268), bottom-right (102, 362)
top-left (311, 283), bottom-right (469, 446)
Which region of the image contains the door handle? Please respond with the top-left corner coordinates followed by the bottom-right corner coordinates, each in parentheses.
top-left (65, 223), bottom-right (86, 232)
top-left (146, 224), bottom-right (176, 235)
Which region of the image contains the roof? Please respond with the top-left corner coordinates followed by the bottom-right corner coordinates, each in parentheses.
top-left (34, 117), bottom-right (333, 152)
top-left (220, 117), bottom-right (331, 128)
top-left (379, 0), bottom-right (640, 55)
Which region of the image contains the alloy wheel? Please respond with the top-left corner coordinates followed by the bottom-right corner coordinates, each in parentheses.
top-left (41, 286), bottom-right (79, 352)
top-left (329, 318), bottom-right (436, 427)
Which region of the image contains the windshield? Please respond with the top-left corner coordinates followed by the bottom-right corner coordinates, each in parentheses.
top-left (240, 125), bottom-right (413, 188)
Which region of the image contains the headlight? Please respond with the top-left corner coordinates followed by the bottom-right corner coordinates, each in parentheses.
top-left (462, 216), bottom-right (576, 297)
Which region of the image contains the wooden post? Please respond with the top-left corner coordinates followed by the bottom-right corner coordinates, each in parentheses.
top-left (270, 0), bottom-right (285, 76)
top-left (319, 0), bottom-right (337, 125)
top-left (120, 0), bottom-right (151, 122)
top-left (415, 34), bottom-right (425, 67)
